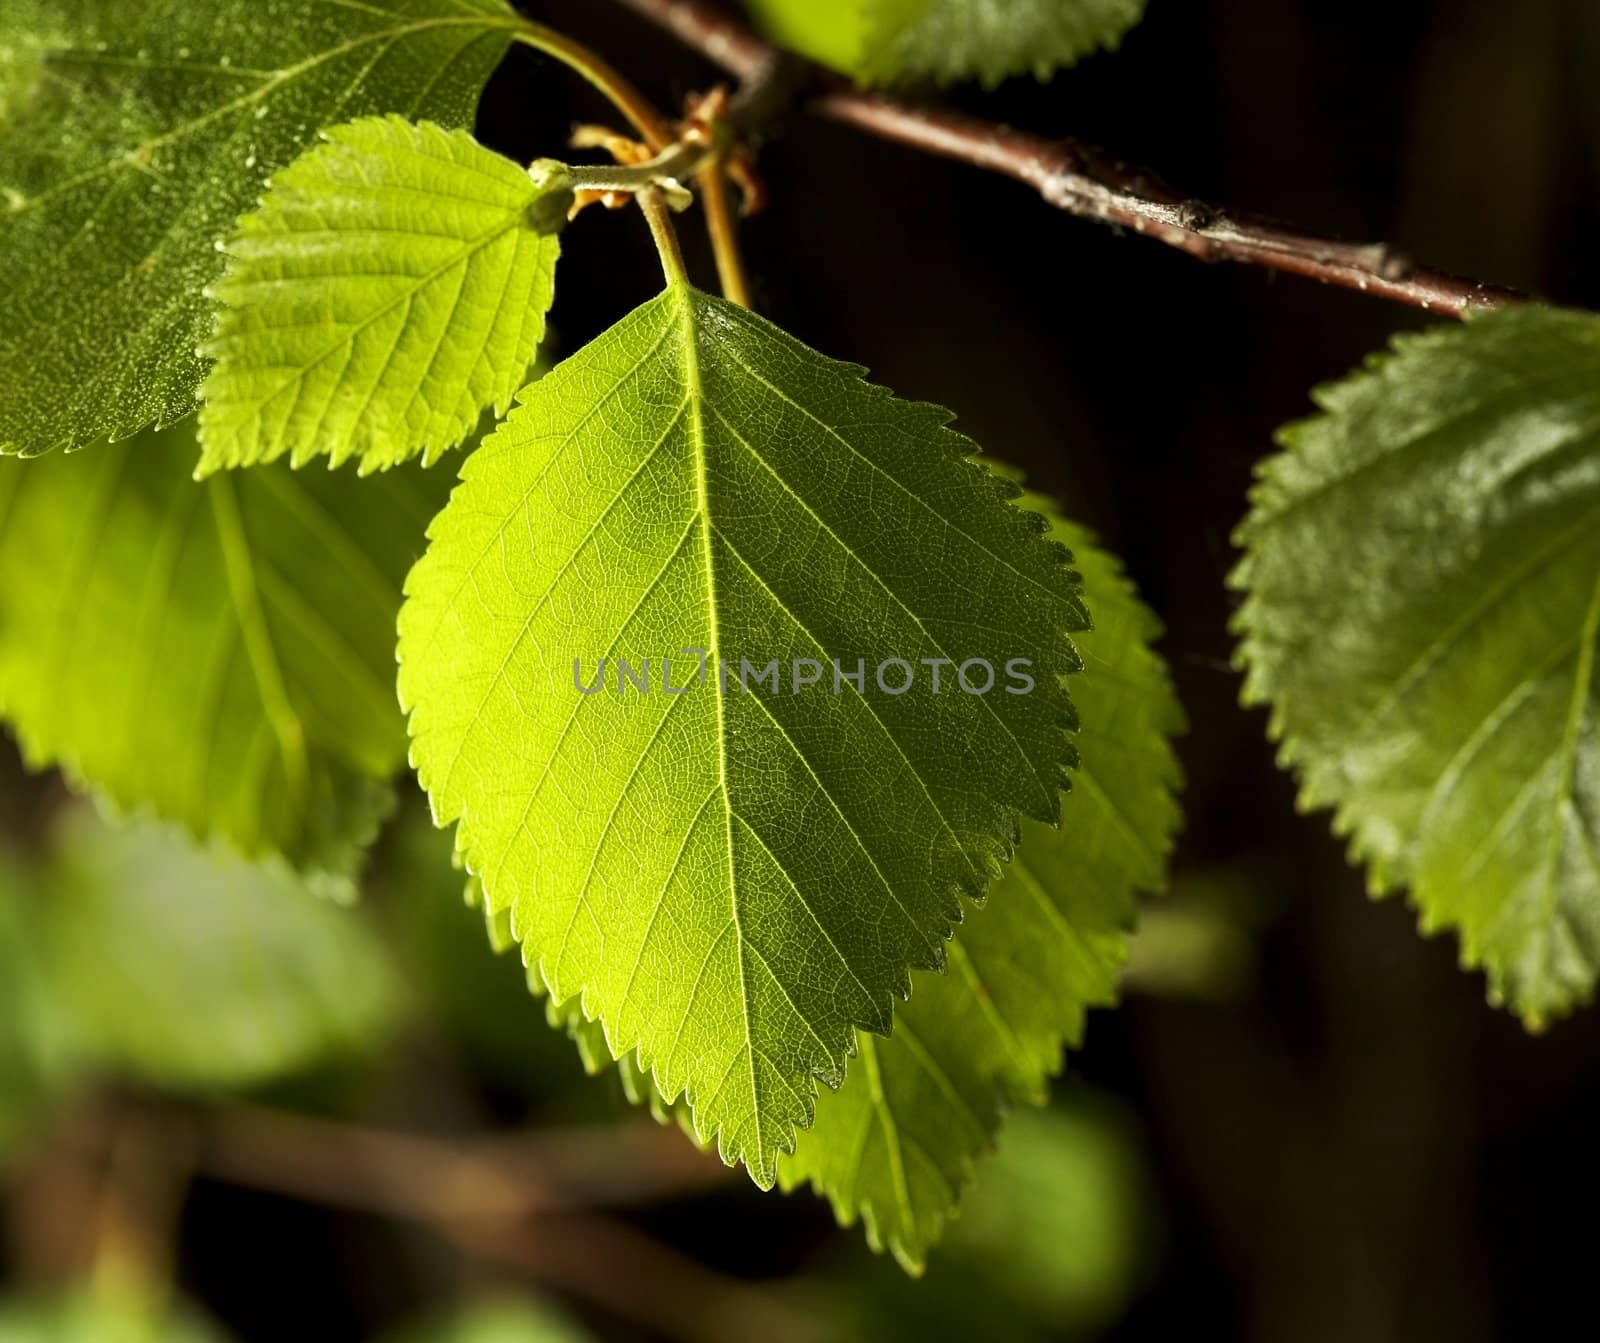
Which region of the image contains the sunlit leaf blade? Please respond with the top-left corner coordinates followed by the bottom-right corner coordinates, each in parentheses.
top-left (0, 419), bottom-right (449, 885)
top-left (40, 809), bottom-right (404, 1090)
top-left (199, 117), bottom-right (562, 475)
top-left (1232, 305), bottom-right (1600, 1026)
top-left (742, 0), bottom-right (921, 78)
top-left (0, 0), bottom-right (524, 457)
top-left (781, 491), bottom-right (1183, 1271)
top-left (744, 0), bottom-right (1145, 86)
top-left (399, 286), bottom-right (1085, 1186)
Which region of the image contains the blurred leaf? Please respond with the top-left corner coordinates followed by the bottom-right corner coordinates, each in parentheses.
top-left (781, 492), bottom-right (1182, 1272)
top-left (199, 116), bottom-right (562, 475)
top-left (813, 1097), bottom-right (1156, 1343)
top-left (0, 419), bottom-right (450, 888)
top-left (0, 1289), bottom-right (231, 1343)
top-left (0, 0), bottom-right (524, 457)
top-left (39, 809), bottom-right (404, 1090)
top-left (378, 1298), bottom-right (595, 1343)
top-left (377, 814), bottom-right (591, 1092)
top-left (0, 856), bottom-right (61, 1156)
top-left (937, 1102), bottom-right (1154, 1330)
top-left (1233, 306), bottom-right (1600, 1027)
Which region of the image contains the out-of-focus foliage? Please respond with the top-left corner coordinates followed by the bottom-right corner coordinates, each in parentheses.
top-left (813, 1096), bottom-right (1156, 1342)
top-left (0, 420), bottom-right (450, 888)
top-left (378, 1297), bottom-right (597, 1343)
top-left (36, 808), bottom-right (405, 1089)
top-left (0, 1289), bottom-right (232, 1343)
top-left (0, 855), bottom-right (61, 1156)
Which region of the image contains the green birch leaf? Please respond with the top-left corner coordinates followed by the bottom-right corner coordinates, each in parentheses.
top-left (781, 489), bottom-right (1183, 1271)
top-left (399, 286), bottom-right (1085, 1187)
top-left (1232, 305), bottom-right (1600, 1027)
top-left (871, 0), bottom-right (1147, 87)
top-left (199, 116), bottom-right (563, 475)
top-left (0, 0), bottom-right (525, 458)
top-left (0, 419), bottom-right (449, 886)
top-left (744, 0), bottom-right (1144, 87)
top-left (742, 0), bottom-right (922, 77)
top-left (41, 809), bottom-right (404, 1090)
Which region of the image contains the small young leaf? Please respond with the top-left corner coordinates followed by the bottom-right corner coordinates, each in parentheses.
top-left (781, 492), bottom-right (1183, 1271)
top-left (40, 809), bottom-right (404, 1091)
top-left (199, 117), bottom-right (562, 475)
top-left (399, 286), bottom-right (1085, 1186)
top-left (0, 0), bottom-right (525, 458)
top-left (0, 419), bottom-right (449, 885)
top-left (1233, 305), bottom-right (1600, 1027)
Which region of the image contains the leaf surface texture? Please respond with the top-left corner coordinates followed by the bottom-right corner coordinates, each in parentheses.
top-left (200, 116), bottom-right (561, 474)
top-left (1233, 306), bottom-right (1600, 1025)
top-left (0, 0), bottom-right (521, 455)
top-left (781, 492), bottom-right (1183, 1269)
top-left (399, 287), bottom-right (1085, 1184)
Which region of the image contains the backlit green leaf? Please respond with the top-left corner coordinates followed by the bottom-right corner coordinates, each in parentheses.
top-left (872, 0), bottom-right (1147, 87)
top-left (199, 116), bottom-right (562, 475)
top-left (1233, 305), bottom-right (1600, 1027)
top-left (744, 0), bottom-right (1145, 86)
top-left (0, 419), bottom-right (449, 885)
top-left (781, 491), bottom-right (1182, 1271)
top-left (399, 286), bottom-right (1084, 1186)
top-left (0, 0), bottom-right (524, 457)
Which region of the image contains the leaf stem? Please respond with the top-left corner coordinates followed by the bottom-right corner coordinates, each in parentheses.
top-left (640, 188), bottom-right (692, 289)
top-left (610, 0), bottom-right (1524, 318)
top-left (698, 164), bottom-right (752, 307)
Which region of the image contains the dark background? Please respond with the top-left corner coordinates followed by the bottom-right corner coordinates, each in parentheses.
top-left (9, 0), bottom-right (1600, 1339)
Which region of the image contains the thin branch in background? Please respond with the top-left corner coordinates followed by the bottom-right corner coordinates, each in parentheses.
top-left (451, 1210), bottom-right (830, 1343)
top-left (180, 1104), bottom-right (818, 1343)
top-left (19, 1095), bottom-right (806, 1343)
top-left (186, 1103), bottom-right (735, 1223)
top-left (611, 0), bottom-right (1526, 318)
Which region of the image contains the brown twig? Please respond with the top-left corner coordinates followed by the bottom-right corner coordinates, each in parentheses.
top-left (612, 0), bottom-right (1524, 318)
top-left (185, 1103), bottom-right (733, 1222)
top-left (177, 1104), bottom-right (816, 1343)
